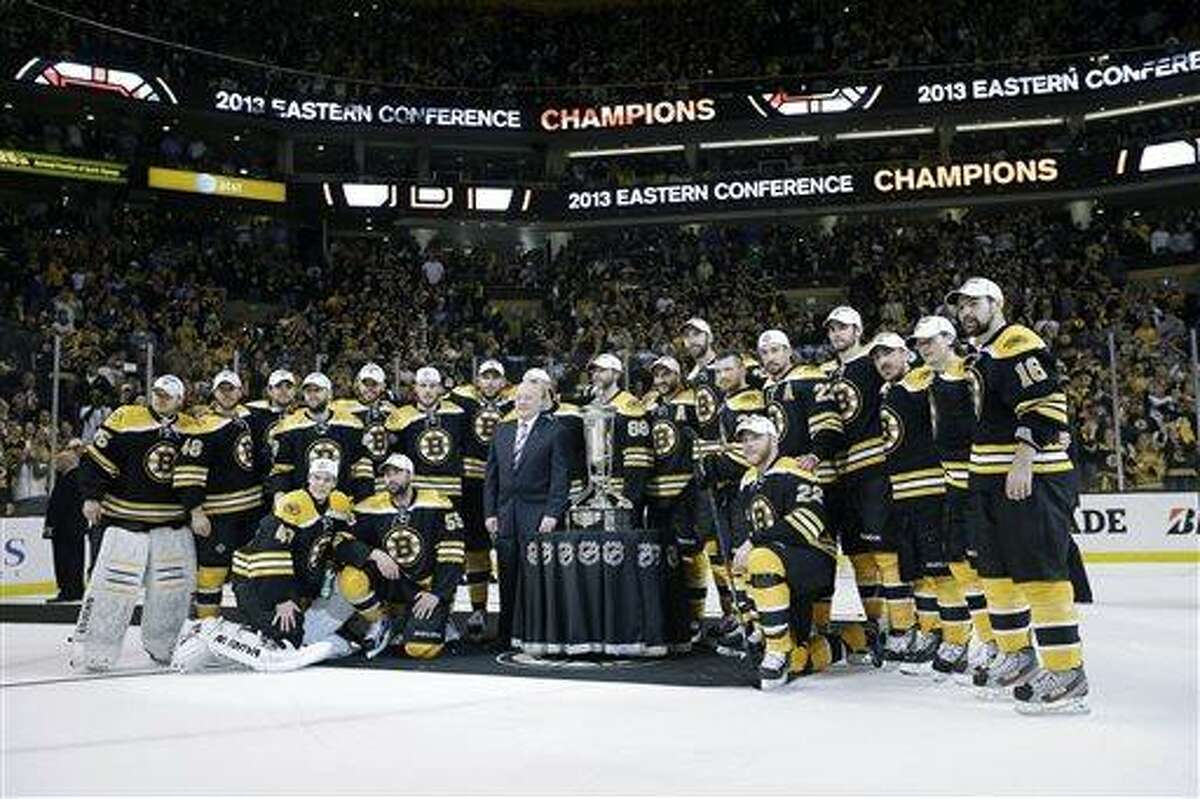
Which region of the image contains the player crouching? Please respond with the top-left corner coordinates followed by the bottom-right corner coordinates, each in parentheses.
top-left (335, 454), bottom-right (466, 660)
top-left (172, 458), bottom-right (372, 672)
top-left (731, 415), bottom-right (846, 690)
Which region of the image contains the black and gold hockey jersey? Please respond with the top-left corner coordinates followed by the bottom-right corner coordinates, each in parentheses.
top-left (231, 488), bottom-right (354, 605)
top-left (967, 324), bottom-right (1073, 481)
top-left (591, 390), bottom-right (654, 508)
top-left (245, 399), bottom-right (291, 483)
top-left (763, 362), bottom-right (842, 484)
top-left (386, 400), bottom-right (467, 499)
top-left (266, 408), bottom-right (375, 501)
top-left (172, 406), bottom-right (264, 517)
top-left (880, 366), bottom-right (945, 503)
top-left (450, 384), bottom-right (514, 485)
top-left (686, 354), bottom-right (765, 462)
top-left (930, 355), bottom-right (975, 493)
top-left (330, 397), bottom-right (397, 469)
top-left (709, 387), bottom-right (767, 490)
top-left (642, 387), bottom-right (699, 503)
top-left (78, 405), bottom-right (202, 530)
top-left (829, 351), bottom-right (886, 479)
top-left (738, 456), bottom-right (836, 558)
top-left (347, 489), bottom-right (466, 601)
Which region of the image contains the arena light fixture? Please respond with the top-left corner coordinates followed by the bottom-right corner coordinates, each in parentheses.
top-left (342, 183), bottom-right (397, 207)
top-left (566, 145), bottom-right (686, 158)
top-left (1136, 139), bottom-right (1199, 172)
top-left (834, 127), bottom-right (935, 140)
top-left (956, 117), bottom-right (1064, 132)
top-left (698, 135), bottom-right (820, 150)
top-left (1084, 93), bottom-right (1200, 121)
top-left (467, 187), bottom-right (514, 211)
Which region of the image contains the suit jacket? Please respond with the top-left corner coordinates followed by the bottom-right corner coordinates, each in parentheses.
top-left (484, 412), bottom-right (569, 539)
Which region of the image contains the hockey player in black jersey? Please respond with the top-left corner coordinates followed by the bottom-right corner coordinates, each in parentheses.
top-left (73, 374), bottom-right (200, 671)
top-left (730, 414), bottom-right (843, 690)
top-left (335, 453), bottom-right (466, 659)
top-left (386, 366), bottom-right (468, 504)
top-left (642, 355), bottom-right (708, 631)
top-left (266, 372), bottom-right (375, 502)
top-left (948, 277), bottom-right (1088, 713)
top-left (824, 306), bottom-right (894, 638)
top-left (331, 362), bottom-right (397, 480)
top-left (452, 359), bottom-right (514, 639)
top-left (173, 370), bottom-right (265, 620)
top-left (586, 353), bottom-right (654, 522)
top-left (246, 369), bottom-right (296, 484)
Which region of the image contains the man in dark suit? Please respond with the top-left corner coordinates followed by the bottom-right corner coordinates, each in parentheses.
top-left (43, 440), bottom-right (90, 602)
top-left (484, 380), bottom-right (570, 647)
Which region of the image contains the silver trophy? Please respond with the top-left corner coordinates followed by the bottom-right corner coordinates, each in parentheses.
top-left (568, 404), bottom-right (633, 531)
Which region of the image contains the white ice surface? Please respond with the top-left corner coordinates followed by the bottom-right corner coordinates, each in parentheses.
top-left (2, 564), bottom-right (1197, 796)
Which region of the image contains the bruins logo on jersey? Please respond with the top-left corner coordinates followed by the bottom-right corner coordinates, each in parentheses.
top-left (766, 402), bottom-right (789, 442)
top-left (383, 523), bottom-right (423, 568)
top-left (306, 439), bottom-right (343, 466)
top-left (143, 441), bottom-right (179, 484)
top-left (308, 532), bottom-right (333, 571)
top-left (749, 494), bottom-right (777, 533)
top-left (832, 380), bottom-right (862, 423)
top-left (695, 385), bottom-right (719, 425)
top-left (965, 366), bottom-right (985, 421)
top-left (880, 407), bottom-right (904, 453)
top-left (651, 419), bottom-right (679, 458)
top-left (416, 428), bottom-right (452, 465)
top-left (473, 407), bottom-right (502, 444)
top-left (235, 431), bottom-right (254, 471)
top-left (362, 424), bottom-right (390, 459)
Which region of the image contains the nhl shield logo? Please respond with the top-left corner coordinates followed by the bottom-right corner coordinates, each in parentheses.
top-left (541, 541), bottom-right (554, 565)
top-left (578, 540), bottom-right (600, 566)
top-left (602, 540), bottom-right (625, 566)
top-left (526, 541), bottom-right (540, 565)
top-left (557, 542), bottom-right (575, 566)
top-left (637, 543), bottom-right (661, 569)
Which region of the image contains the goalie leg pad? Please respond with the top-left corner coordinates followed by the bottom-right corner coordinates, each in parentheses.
top-left (170, 618), bottom-right (239, 672)
top-left (141, 526), bottom-right (197, 664)
top-left (70, 526), bottom-right (148, 672)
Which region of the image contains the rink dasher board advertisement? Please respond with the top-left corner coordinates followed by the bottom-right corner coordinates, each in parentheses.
top-left (1072, 492), bottom-right (1199, 562)
top-left (1, 493), bottom-right (1194, 597)
top-left (0, 516), bottom-right (54, 597)
top-left (11, 48), bottom-right (1200, 133)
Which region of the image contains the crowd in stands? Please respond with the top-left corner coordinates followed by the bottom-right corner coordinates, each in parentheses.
top-left (11, 0), bottom-right (1198, 103)
top-left (1, 194), bottom-right (1196, 512)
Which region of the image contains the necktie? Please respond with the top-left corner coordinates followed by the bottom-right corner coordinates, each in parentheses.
top-left (513, 420), bottom-right (531, 467)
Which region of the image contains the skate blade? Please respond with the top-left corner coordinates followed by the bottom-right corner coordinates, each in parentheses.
top-left (715, 645), bottom-right (747, 660)
top-left (1015, 697), bottom-right (1091, 716)
top-left (974, 685), bottom-right (1010, 702)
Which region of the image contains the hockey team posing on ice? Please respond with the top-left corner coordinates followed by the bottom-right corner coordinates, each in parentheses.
top-left (69, 275), bottom-right (1089, 714)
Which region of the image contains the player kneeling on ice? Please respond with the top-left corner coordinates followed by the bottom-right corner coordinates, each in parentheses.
top-left (335, 453), bottom-right (466, 660)
top-left (173, 458), bottom-right (376, 672)
top-left (730, 415), bottom-right (851, 690)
